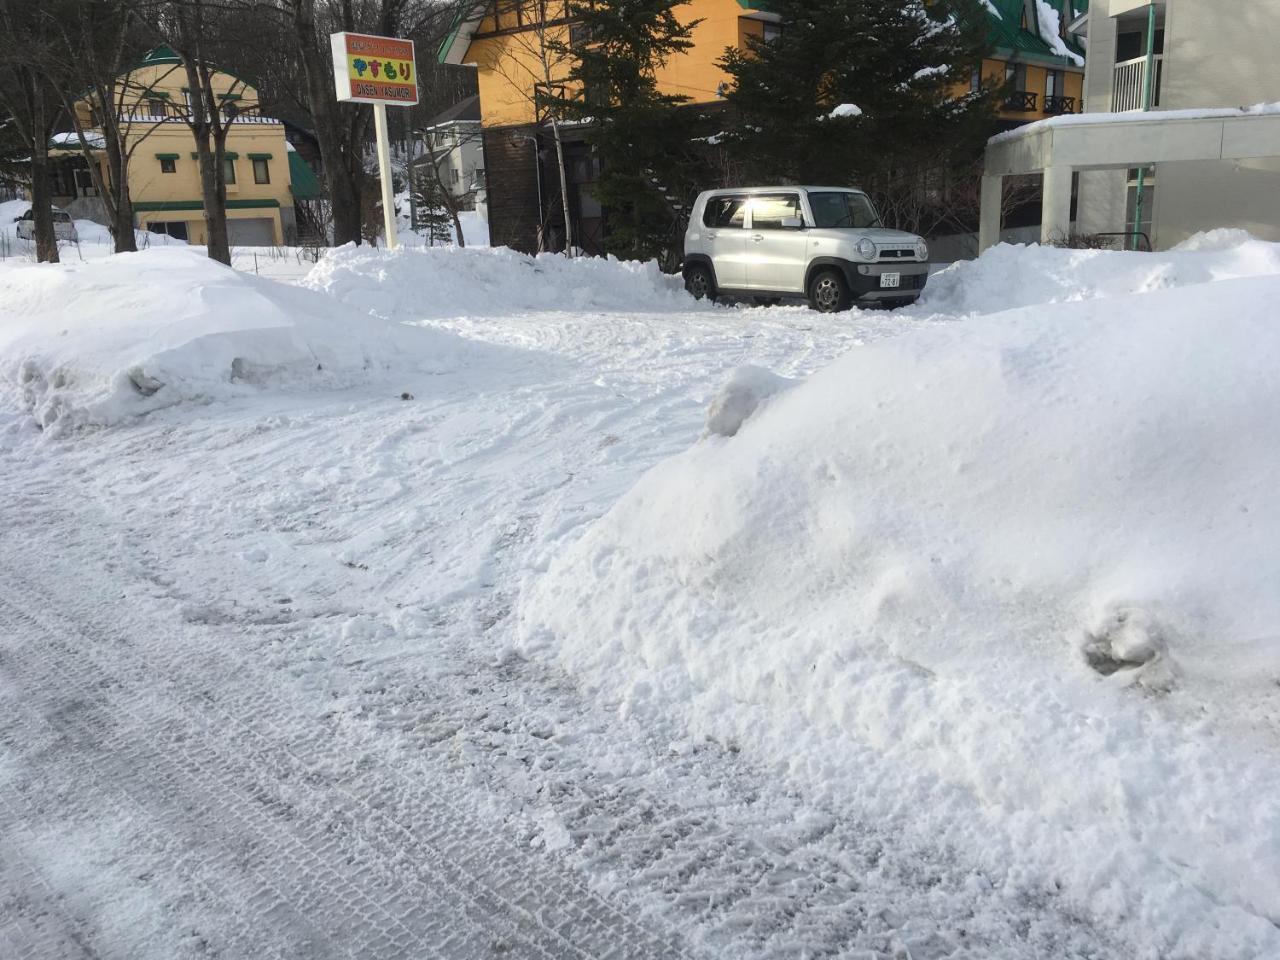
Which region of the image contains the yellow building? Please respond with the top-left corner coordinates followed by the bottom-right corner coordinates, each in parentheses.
top-left (49, 46), bottom-right (314, 246)
top-left (439, 1), bottom-right (1086, 253)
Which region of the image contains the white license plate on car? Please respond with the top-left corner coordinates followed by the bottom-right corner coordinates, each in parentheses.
top-left (880, 272), bottom-right (901, 289)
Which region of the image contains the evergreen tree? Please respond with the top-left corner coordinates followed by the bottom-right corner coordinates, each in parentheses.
top-left (719, 0), bottom-right (997, 227)
top-left (551, 0), bottom-right (708, 264)
top-left (411, 162), bottom-right (454, 246)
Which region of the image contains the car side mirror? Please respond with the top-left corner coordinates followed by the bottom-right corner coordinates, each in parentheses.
top-left (781, 216), bottom-right (805, 230)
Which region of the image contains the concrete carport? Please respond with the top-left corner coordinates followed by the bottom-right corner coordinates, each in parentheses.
top-left (979, 108), bottom-right (1280, 251)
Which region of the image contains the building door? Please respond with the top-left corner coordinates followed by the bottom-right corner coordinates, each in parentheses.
top-left (227, 217), bottom-right (275, 246)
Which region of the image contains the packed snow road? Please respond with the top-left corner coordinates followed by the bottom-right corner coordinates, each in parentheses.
top-left (3, 239), bottom-right (1279, 959)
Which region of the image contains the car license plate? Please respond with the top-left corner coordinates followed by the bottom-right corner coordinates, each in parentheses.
top-left (880, 272), bottom-right (901, 289)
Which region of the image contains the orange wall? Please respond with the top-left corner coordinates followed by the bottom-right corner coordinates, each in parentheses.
top-left (466, 0), bottom-right (770, 128)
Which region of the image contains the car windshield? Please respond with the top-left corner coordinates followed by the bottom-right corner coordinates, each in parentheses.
top-left (807, 192), bottom-right (880, 229)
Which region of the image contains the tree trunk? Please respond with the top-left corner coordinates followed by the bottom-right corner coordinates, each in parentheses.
top-left (291, 0), bottom-right (363, 246)
top-left (101, 118), bottom-right (137, 253)
top-left (28, 72), bottom-right (59, 264)
top-left (194, 135), bottom-right (231, 264)
top-left (550, 118), bottom-right (573, 257)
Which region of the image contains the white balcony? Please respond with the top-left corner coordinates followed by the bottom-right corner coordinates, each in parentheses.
top-left (1113, 55), bottom-right (1163, 112)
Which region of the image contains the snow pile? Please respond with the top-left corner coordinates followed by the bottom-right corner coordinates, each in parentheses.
top-left (521, 249), bottom-right (1280, 956)
top-left (919, 234), bottom-right (1280, 315)
top-left (0, 247), bottom-right (467, 429)
top-left (302, 243), bottom-right (693, 321)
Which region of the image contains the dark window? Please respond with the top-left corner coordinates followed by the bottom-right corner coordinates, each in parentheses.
top-left (1046, 69), bottom-right (1064, 98)
top-left (749, 194), bottom-right (802, 230)
top-left (762, 22), bottom-right (782, 43)
top-left (148, 221), bottom-right (189, 241)
top-left (1117, 28), bottom-right (1164, 62)
top-left (1005, 62), bottom-right (1026, 90)
top-left (253, 158), bottom-right (270, 184)
top-left (970, 67), bottom-right (982, 93)
top-left (148, 98), bottom-right (167, 118)
top-left (160, 157), bottom-right (176, 173)
top-left (223, 158), bottom-right (236, 184)
top-left (703, 195), bottom-right (748, 229)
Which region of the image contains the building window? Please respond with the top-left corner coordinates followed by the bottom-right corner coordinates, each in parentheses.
top-left (148, 98), bottom-right (167, 118)
top-left (253, 158), bottom-right (270, 183)
top-left (762, 22), bottom-right (782, 43)
top-left (223, 157), bottom-right (236, 184)
top-left (160, 157), bottom-right (176, 173)
top-left (1046, 70), bottom-right (1064, 98)
top-left (224, 101), bottom-right (240, 121)
top-left (971, 66), bottom-right (982, 93)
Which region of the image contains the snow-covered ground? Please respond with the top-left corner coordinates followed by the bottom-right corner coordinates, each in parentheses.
top-left (1, 237), bottom-right (1278, 959)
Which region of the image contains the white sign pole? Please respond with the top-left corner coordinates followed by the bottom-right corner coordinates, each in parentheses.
top-left (373, 102), bottom-right (398, 250)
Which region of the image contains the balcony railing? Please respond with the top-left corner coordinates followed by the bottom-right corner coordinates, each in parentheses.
top-left (1003, 90), bottom-right (1039, 113)
top-left (1113, 55), bottom-right (1163, 112)
top-left (1044, 95), bottom-right (1077, 115)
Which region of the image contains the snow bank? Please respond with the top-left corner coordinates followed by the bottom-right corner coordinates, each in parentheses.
top-left (0, 248), bottom-right (467, 430)
top-left (302, 244), bottom-right (693, 321)
top-left (920, 234), bottom-right (1280, 315)
top-left (521, 248), bottom-right (1280, 957)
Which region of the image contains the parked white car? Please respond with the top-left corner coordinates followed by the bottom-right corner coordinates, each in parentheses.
top-left (682, 186), bottom-right (929, 312)
top-left (15, 206), bottom-right (79, 243)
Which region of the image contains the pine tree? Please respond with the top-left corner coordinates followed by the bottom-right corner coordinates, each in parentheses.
top-left (719, 0), bottom-right (997, 224)
top-left (411, 163), bottom-right (454, 246)
top-left (551, 0), bottom-right (709, 264)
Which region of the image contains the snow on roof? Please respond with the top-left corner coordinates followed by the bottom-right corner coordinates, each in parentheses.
top-left (989, 102), bottom-right (1280, 145)
top-left (50, 130), bottom-right (106, 150)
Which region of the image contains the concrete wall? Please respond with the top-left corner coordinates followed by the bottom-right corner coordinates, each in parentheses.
top-left (1079, 0), bottom-right (1280, 247)
top-left (1161, 0), bottom-right (1280, 109)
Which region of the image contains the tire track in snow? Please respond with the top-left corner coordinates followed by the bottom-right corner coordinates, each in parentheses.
top-left (0, 576), bottom-right (692, 960)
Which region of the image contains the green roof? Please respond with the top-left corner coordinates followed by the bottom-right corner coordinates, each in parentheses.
top-left (288, 151), bottom-right (322, 201)
top-left (986, 0), bottom-right (1087, 65)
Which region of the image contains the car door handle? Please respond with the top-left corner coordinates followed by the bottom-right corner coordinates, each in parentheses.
top-left (752, 234), bottom-right (764, 242)
top-left (705, 231), bottom-right (717, 239)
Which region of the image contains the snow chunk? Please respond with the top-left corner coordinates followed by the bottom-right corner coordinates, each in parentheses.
top-left (704, 365), bottom-right (797, 438)
top-left (827, 103), bottom-right (863, 119)
top-left (0, 247), bottom-right (469, 430)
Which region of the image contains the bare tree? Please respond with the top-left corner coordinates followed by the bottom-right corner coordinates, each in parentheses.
top-left (473, 0), bottom-right (575, 254)
top-left (0, 0), bottom-right (65, 262)
top-left (50, 0), bottom-right (172, 254)
top-left (282, 0), bottom-right (474, 247)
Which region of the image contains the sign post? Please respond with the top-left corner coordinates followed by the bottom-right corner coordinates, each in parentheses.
top-left (330, 31), bottom-right (419, 250)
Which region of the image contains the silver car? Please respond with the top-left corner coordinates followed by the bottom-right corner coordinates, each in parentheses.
top-left (682, 187), bottom-right (928, 312)
top-left (15, 206), bottom-right (79, 243)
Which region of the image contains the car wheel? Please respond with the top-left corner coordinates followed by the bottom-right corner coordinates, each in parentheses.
top-left (684, 263), bottom-right (716, 302)
top-left (808, 269), bottom-right (852, 313)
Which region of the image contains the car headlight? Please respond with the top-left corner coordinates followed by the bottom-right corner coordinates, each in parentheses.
top-left (915, 240), bottom-right (929, 261)
top-left (855, 237), bottom-right (876, 261)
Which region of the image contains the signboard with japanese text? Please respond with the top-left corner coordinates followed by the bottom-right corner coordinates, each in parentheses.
top-left (330, 32), bottom-right (418, 106)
